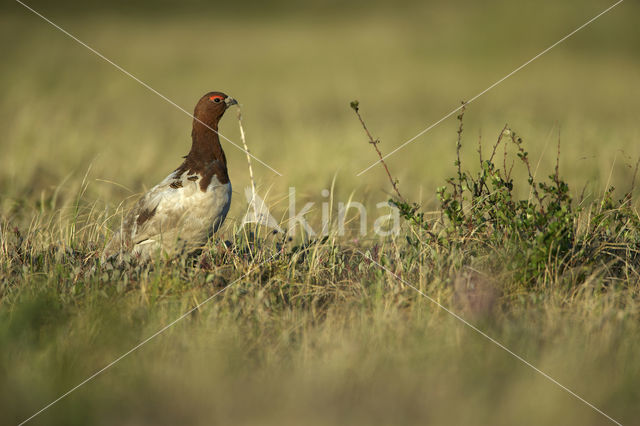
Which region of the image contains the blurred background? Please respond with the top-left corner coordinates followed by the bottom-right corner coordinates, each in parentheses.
top-left (1, 0), bottom-right (638, 232)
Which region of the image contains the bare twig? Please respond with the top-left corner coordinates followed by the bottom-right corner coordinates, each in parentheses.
top-left (455, 102), bottom-right (467, 206)
top-left (554, 128), bottom-right (562, 186)
top-left (477, 130), bottom-right (483, 165)
top-left (489, 124), bottom-right (509, 164)
top-left (350, 101), bottom-right (405, 202)
top-left (630, 156), bottom-right (640, 196)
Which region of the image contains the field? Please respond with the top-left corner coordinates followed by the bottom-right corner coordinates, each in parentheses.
top-left (1, 0), bottom-right (640, 424)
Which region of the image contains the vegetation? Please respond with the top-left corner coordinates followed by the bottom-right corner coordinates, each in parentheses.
top-left (1, 1), bottom-right (639, 425)
top-left (391, 108), bottom-right (640, 289)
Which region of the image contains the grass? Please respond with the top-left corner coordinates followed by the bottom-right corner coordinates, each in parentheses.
top-left (2, 1), bottom-right (640, 425)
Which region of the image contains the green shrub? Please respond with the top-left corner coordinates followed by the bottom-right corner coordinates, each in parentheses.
top-left (392, 110), bottom-right (640, 287)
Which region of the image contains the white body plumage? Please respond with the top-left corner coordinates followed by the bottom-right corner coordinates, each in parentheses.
top-left (105, 170), bottom-right (231, 259)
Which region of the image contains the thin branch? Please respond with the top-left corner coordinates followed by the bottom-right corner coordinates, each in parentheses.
top-left (455, 102), bottom-right (467, 206)
top-left (630, 156), bottom-right (640, 196)
top-left (350, 101), bottom-right (405, 202)
top-left (489, 124), bottom-right (509, 163)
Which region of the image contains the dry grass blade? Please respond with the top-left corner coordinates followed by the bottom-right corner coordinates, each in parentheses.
top-left (237, 108), bottom-right (256, 200)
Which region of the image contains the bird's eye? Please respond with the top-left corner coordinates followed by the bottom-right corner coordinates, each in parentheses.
top-left (214, 97), bottom-right (221, 103)
top-left (209, 95), bottom-right (223, 103)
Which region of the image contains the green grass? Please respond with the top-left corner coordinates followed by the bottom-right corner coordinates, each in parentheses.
top-left (1, 1), bottom-right (640, 425)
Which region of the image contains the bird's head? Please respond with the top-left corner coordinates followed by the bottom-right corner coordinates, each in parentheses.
top-left (193, 91), bottom-right (238, 125)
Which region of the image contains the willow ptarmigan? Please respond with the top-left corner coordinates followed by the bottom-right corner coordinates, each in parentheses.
top-left (103, 91), bottom-right (237, 260)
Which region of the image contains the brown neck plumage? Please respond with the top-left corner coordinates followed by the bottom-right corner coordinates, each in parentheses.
top-left (188, 119), bottom-right (227, 167)
top-left (174, 118), bottom-right (229, 188)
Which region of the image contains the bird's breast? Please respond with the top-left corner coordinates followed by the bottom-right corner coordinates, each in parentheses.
top-left (172, 174), bottom-right (231, 228)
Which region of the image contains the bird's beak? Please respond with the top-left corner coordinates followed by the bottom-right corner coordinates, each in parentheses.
top-left (225, 97), bottom-right (238, 107)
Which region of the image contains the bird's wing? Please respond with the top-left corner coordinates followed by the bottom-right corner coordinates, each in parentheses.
top-left (103, 170), bottom-right (194, 258)
top-left (104, 161), bottom-right (230, 260)
top-left (127, 170), bottom-right (200, 245)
